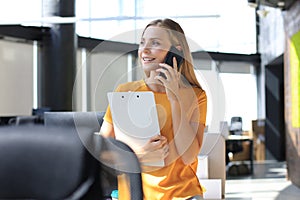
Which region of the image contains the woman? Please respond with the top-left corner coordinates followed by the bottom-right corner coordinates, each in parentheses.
top-left (100, 18), bottom-right (207, 200)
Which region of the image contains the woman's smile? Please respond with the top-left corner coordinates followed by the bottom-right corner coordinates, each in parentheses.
top-left (142, 56), bottom-right (156, 63)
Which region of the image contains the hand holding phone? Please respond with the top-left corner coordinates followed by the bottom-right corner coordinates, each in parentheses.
top-left (160, 46), bottom-right (183, 79)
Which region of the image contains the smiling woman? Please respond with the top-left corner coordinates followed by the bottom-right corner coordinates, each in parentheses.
top-left (99, 18), bottom-right (207, 200)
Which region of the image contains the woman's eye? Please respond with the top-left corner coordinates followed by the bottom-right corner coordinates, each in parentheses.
top-left (152, 41), bottom-right (160, 46)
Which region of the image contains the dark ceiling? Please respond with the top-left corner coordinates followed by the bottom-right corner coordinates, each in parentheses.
top-left (252, 0), bottom-right (297, 10)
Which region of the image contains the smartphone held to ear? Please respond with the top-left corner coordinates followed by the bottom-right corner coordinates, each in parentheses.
top-left (164, 46), bottom-right (184, 68)
top-left (160, 46), bottom-right (183, 79)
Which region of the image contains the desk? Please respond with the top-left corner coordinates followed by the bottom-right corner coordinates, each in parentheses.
top-left (226, 135), bottom-right (253, 174)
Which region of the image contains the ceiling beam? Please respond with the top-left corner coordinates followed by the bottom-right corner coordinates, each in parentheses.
top-left (192, 51), bottom-right (261, 66)
top-left (0, 25), bottom-right (48, 41)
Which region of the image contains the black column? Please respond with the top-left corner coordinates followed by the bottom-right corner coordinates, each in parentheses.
top-left (265, 55), bottom-right (285, 161)
top-left (40, 0), bottom-right (77, 111)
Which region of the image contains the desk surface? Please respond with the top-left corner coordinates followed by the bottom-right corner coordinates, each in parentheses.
top-left (227, 135), bottom-right (252, 140)
top-left (226, 134), bottom-right (254, 175)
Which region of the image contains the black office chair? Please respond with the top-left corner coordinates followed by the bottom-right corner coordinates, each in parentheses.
top-left (226, 116), bottom-right (252, 176)
top-left (7, 108), bottom-right (51, 126)
top-left (44, 111), bottom-right (105, 133)
top-left (98, 136), bottom-right (143, 200)
top-left (0, 125), bottom-right (102, 200)
top-left (226, 116), bottom-right (244, 165)
top-left (229, 116), bottom-right (243, 135)
top-left (8, 115), bottom-right (42, 126)
top-left (0, 124), bottom-right (143, 200)
top-left (43, 111), bottom-right (143, 199)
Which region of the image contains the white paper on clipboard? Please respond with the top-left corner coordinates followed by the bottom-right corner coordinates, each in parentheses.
top-left (107, 91), bottom-right (164, 167)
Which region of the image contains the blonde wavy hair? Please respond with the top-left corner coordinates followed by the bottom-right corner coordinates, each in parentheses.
top-left (142, 18), bottom-right (202, 89)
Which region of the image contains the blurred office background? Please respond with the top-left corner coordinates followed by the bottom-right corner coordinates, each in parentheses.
top-left (0, 0), bottom-right (300, 199)
top-left (0, 0), bottom-right (259, 130)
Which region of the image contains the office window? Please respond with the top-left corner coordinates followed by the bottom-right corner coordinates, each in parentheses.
top-left (219, 72), bottom-right (257, 131)
top-left (0, 0), bottom-right (256, 54)
top-left (0, 0), bottom-right (42, 25)
top-left (75, 0), bottom-right (256, 54)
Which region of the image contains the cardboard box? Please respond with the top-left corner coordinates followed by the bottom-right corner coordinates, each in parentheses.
top-left (197, 155), bottom-right (209, 179)
top-left (252, 119), bottom-right (265, 137)
top-left (252, 119), bottom-right (265, 161)
top-left (200, 179), bottom-right (222, 199)
top-left (231, 141), bottom-right (251, 161)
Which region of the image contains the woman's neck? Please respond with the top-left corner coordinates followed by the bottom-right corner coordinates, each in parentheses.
top-left (144, 77), bottom-right (166, 93)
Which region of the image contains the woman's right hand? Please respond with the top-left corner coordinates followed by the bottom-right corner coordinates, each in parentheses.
top-left (136, 135), bottom-right (169, 164)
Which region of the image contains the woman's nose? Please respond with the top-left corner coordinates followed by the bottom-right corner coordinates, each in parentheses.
top-left (141, 46), bottom-right (150, 53)
top-left (140, 43), bottom-right (151, 53)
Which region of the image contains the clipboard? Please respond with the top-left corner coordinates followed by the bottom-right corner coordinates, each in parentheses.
top-left (107, 91), bottom-right (164, 166)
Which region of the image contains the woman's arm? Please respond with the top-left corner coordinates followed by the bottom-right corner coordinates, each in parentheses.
top-left (170, 99), bottom-right (205, 165)
top-left (156, 61), bottom-right (206, 165)
top-left (100, 121), bottom-right (169, 166)
top-left (99, 121), bottom-right (115, 138)
top-left (135, 135), bottom-right (169, 164)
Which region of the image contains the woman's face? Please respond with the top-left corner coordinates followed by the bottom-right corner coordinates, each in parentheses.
top-left (138, 26), bottom-right (172, 74)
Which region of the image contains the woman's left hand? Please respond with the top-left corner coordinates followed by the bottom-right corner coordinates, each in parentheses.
top-left (155, 57), bottom-right (181, 101)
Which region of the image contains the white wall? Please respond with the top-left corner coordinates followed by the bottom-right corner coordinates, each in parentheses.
top-left (194, 59), bottom-right (226, 133)
top-left (74, 50), bottom-right (143, 112)
top-left (0, 39), bottom-right (33, 116)
top-left (90, 51), bottom-right (129, 112)
top-left (194, 57), bottom-right (258, 131)
top-left (73, 50), bottom-right (130, 112)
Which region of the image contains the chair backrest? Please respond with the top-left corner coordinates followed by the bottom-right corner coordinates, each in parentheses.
top-left (9, 115), bottom-right (43, 126)
top-left (99, 137), bottom-right (143, 199)
top-left (43, 111), bottom-right (143, 199)
top-left (230, 116), bottom-right (243, 135)
top-left (0, 125), bottom-right (102, 200)
top-left (44, 111), bottom-right (106, 133)
top-left (0, 124), bottom-right (143, 200)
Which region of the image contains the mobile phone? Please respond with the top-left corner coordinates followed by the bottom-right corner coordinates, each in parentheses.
top-left (160, 46), bottom-right (183, 79)
top-left (164, 45), bottom-right (184, 68)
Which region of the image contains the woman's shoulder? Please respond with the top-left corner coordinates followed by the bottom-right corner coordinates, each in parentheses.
top-left (192, 87), bottom-right (207, 101)
top-left (116, 80), bottom-right (147, 92)
top-left (192, 86), bottom-right (206, 95)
